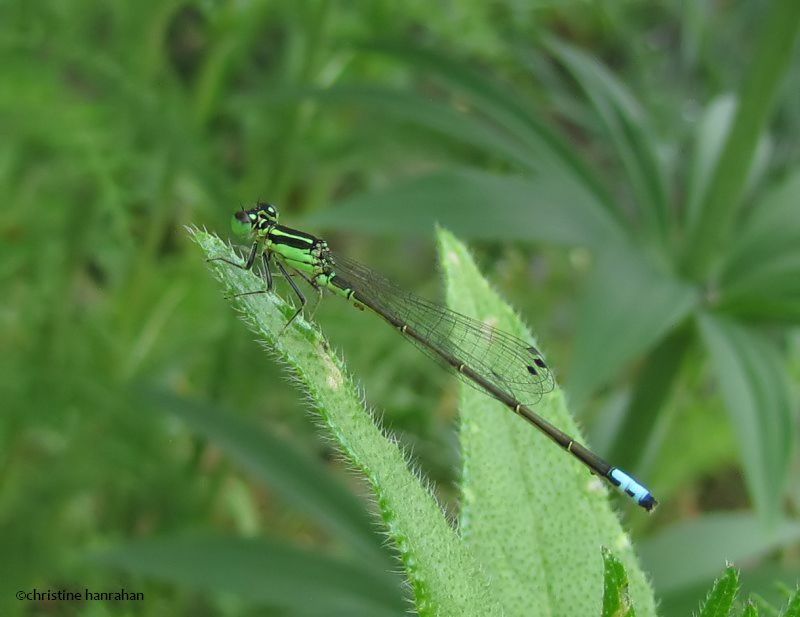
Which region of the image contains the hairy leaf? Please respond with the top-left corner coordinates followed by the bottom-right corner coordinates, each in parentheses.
top-left (697, 566), bottom-right (740, 617)
top-left (193, 229), bottom-right (503, 617)
top-left (602, 548), bottom-right (637, 617)
top-left (439, 228), bottom-right (656, 617)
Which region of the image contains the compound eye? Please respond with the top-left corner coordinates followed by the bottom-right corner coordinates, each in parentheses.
top-left (231, 211), bottom-right (252, 236)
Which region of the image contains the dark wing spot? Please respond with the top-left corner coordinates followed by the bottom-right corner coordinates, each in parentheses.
top-left (534, 358), bottom-right (547, 369)
top-left (527, 345), bottom-right (541, 355)
top-left (526, 365), bottom-right (538, 376)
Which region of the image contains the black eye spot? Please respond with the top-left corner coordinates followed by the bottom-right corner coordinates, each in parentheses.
top-left (526, 365), bottom-right (538, 376)
top-left (534, 358), bottom-right (546, 369)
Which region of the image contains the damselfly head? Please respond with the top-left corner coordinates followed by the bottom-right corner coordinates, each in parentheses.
top-left (254, 202), bottom-right (279, 222)
top-left (230, 202), bottom-right (279, 236)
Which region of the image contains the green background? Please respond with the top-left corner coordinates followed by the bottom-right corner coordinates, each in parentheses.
top-left (2, 1), bottom-right (799, 615)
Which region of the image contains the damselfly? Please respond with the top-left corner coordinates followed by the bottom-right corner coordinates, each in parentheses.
top-left (210, 202), bottom-right (657, 512)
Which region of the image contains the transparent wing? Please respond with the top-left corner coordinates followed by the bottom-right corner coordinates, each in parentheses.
top-left (328, 251), bottom-right (555, 406)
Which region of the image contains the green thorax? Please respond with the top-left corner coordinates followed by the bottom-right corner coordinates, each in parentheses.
top-left (264, 224), bottom-right (352, 299)
top-left (263, 224), bottom-right (324, 274)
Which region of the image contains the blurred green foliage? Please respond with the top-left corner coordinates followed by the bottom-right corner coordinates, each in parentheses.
top-left (1, 0), bottom-right (799, 615)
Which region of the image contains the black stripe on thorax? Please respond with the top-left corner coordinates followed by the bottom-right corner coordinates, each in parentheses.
top-left (268, 224), bottom-right (319, 249)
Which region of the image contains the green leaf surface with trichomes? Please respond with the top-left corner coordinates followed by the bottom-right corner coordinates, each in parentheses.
top-left (742, 601), bottom-right (759, 617)
top-left (192, 229), bottom-right (503, 617)
top-left (438, 228), bottom-right (656, 617)
top-left (697, 566), bottom-right (740, 617)
top-left (780, 587), bottom-right (800, 617)
top-left (602, 548), bottom-right (637, 617)
top-left (698, 313), bottom-right (794, 522)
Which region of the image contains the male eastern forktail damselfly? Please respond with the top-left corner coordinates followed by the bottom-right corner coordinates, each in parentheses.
top-left (210, 202), bottom-right (657, 512)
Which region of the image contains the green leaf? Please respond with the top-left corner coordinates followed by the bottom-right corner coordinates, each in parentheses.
top-left (638, 513), bottom-right (800, 594)
top-left (698, 313), bottom-right (794, 521)
top-left (781, 588), bottom-right (800, 617)
top-left (685, 95), bottom-right (771, 233)
top-left (721, 170), bottom-right (800, 321)
top-left (139, 388), bottom-right (387, 564)
top-left (568, 246), bottom-right (697, 406)
top-left (544, 37), bottom-right (670, 242)
top-left (684, 0), bottom-right (800, 275)
top-left (607, 329), bottom-right (691, 471)
top-left (438, 228), bottom-right (657, 617)
top-left (192, 230), bottom-right (503, 617)
top-left (743, 601), bottom-right (760, 617)
top-left (697, 566), bottom-right (740, 617)
top-left (92, 535), bottom-right (405, 617)
top-left (602, 548), bottom-right (637, 617)
top-left (685, 95), bottom-right (737, 231)
top-left (295, 85), bottom-right (545, 171)
top-left (358, 41), bottom-right (614, 210)
top-left (655, 563), bottom-right (799, 617)
top-left (307, 168), bottom-right (625, 249)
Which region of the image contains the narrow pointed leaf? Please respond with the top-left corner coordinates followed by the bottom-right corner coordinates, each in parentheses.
top-left (568, 246), bottom-right (696, 406)
top-left (93, 535), bottom-right (405, 617)
top-left (685, 95), bottom-right (738, 231)
top-left (639, 513), bottom-right (800, 594)
top-left (139, 388), bottom-right (387, 563)
top-left (721, 170), bottom-right (800, 320)
top-left (685, 96), bottom-right (771, 233)
top-left (685, 0), bottom-right (800, 274)
top-left (308, 167), bottom-right (625, 249)
top-left (438, 228), bottom-right (656, 617)
top-left (698, 313), bottom-right (794, 521)
top-left (607, 329), bottom-right (690, 471)
top-left (544, 37), bottom-right (669, 240)
top-left (358, 41), bottom-right (614, 209)
top-left (295, 85), bottom-right (544, 170)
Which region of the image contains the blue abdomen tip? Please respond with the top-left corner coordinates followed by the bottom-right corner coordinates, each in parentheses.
top-left (609, 468), bottom-right (658, 512)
